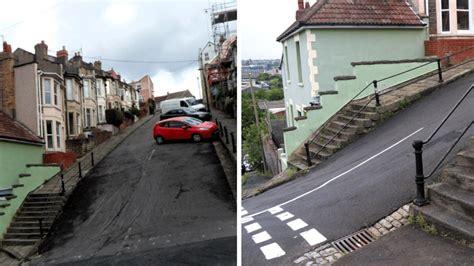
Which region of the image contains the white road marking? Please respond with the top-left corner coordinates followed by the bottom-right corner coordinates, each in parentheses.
top-left (287, 219), bottom-right (308, 231)
top-left (252, 231), bottom-right (272, 244)
top-left (260, 242), bottom-right (286, 260)
top-left (300, 228), bottom-right (327, 246)
top-left (245, 127), bottom-right (424, 218)
top-left (148, 149), bottom-right (156, 160)
top-left (241, 210), bottom-right (248, 216)
top-left (245, 222), bottom-right (262, 234)
top-left (268, 206), bottom-right (284, 214)
top-left (276, 212), bottom-right (294, 221)
top-left (241, 216), bottom-right (254, 224)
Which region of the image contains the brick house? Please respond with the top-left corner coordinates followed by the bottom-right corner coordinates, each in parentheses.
top-left (131, 75), bottom-right (154, 104)
top-left (413, 0), bottom-right (474, 63)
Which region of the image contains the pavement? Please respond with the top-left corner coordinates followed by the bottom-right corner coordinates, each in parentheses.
top-left (28, 115), bottom-right (236, 265)
top-left (210, 107), bottom-right (237, 161)
top-left (241, 72), bottom-right (474, 265)
top-left (335, 224), bottom-right (474, 266)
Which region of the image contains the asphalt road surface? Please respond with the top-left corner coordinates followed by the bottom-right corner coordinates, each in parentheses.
top-left (242, 74), bottom-right (474, 265)
top-left (32, 115), bottom-right (236, 265)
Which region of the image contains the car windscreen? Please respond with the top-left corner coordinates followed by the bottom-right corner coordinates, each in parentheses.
top-left (186, 99), bottom-right (196, 106)
top-left (184, 117), bottom-right (203, 126)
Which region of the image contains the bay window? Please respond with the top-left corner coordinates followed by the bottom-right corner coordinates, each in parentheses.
top-left (44, 78), bottom-right (52, 104)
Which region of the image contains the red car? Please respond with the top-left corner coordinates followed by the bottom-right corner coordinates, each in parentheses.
top-left (153, 116), bottom-right (218, 144)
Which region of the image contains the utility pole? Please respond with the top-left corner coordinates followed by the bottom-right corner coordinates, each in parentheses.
top-left (250, 73), bottom-right (268, 172)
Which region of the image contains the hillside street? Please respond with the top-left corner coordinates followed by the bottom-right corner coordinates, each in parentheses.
top-left (242, 73), bottom-right (474, 265)
top-left (31, 115), bottom-right (236, 265)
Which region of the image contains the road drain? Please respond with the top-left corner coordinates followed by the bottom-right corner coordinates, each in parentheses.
top-left (331, 229), bottom-right (375, 254)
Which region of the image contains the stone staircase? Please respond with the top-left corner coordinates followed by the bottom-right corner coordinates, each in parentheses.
top-left (289, 99), bottom-right (382, 170)
top-left (413, 137), bottom-right (474, 240)
top-left (2, 193), bottom-right (66, 246)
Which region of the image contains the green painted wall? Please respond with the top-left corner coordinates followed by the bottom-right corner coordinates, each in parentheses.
top-left (281, 27), bottom-right (430, 156)
top-left (0, 140), bottom-right (60, 238)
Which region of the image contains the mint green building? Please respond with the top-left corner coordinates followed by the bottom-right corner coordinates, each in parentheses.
top-left (277, 0), bottom-right (434, 162)
top-left (0, 111), bottom-right (60, 237)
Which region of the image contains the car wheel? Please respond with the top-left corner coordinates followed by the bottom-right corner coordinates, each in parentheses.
top-left (155, 136), bottom-right (164, 145)
top-left (192, 134), bottom-right (202, 143)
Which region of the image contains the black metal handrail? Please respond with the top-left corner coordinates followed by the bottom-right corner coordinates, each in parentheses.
top-left (413, 85), bottom-right (474, 206)
top-left (304, 47), bottom-right (474, 167)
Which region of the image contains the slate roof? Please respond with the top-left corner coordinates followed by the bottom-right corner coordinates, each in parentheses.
top-left (0, 111), bottom-right (43, 144)
top-left (277, 0), bottom-right (425, 41)
top-left (154, 90), bottom-right (195, 106)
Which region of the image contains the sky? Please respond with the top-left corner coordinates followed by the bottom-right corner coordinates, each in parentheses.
top-left (239, 0), bottom-right (317, 60)
top-left (0, 0), bottom-right (236, 98)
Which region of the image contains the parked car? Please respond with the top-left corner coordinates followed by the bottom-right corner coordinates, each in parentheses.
top-left (160, 98), bottom-right (206, 114)
top-left (153, 116), bottom-right (218, 144)
top-left (160, 108), bottom-right (212, 121)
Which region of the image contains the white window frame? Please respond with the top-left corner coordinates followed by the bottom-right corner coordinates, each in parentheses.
top-left (56, 121), bottom-right (61, 149)
top-left (44, 78), bottom-right (52, 105)
top-left (440, 0), bottom-right (451, 33)
top-left (456, 0), bottom-right (473, 33)
top-left (86, 108), bottom-right (91, 128)
top-left (45, 120), bottom-right (54, 150)
top-left (66, 79), bottom-right (73, 100)
top-left (84, 80), bottom-right (90, 98)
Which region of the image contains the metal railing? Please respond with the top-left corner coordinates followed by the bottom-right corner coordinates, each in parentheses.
top-left (304, 47), bottom-right (474, 167)
top-left (35, 152), bottom-right (96, 238)
top-left (413, 85), bottom-right (474, 206)
top-left (304, 60), bottom-right (441, 166)
top-left (215, 118), bottom-right (236, 153)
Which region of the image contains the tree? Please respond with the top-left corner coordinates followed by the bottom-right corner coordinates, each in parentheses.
top-left (105, 109), bottom-right (124, 127)
top-left (257, 73), bottom-right (271, 82)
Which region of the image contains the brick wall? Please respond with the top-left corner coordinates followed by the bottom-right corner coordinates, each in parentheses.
top-left (0, 42), bottom-right (15, 117)
top-left (43, 151), bottom-right (77, 170)
top-left (425, 38), bottom-right (474, 65)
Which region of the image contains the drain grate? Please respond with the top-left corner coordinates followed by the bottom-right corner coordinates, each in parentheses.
top-left (331, 229), bottom-right (375, 254)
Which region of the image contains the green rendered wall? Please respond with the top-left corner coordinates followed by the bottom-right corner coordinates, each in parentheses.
top-left (0, 141), bottom-right (60, 238)
top-left (282, 27), bottom-right (430, 156)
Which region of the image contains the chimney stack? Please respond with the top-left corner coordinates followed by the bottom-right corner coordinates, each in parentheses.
top-left (305, 2), bottom-right (310, 9)
top-left (34, 40), bottom-right (48, 61)
top-left (298, 0), bottom-right (304, 10)
top-left (56, 46), bottom-right (68, 64)
top-left (94, 60), bottom-right (102, 70)
top-left (2, 41), bottom-right (12, 54)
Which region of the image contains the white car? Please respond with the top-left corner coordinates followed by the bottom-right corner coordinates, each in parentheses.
top-left (160, 97), bottom-right (206, 114)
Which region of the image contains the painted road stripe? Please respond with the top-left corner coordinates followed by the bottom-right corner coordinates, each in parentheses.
top-left (287, 219), bottom-right (308, 231)
top-left (252, 231), bottom-right (272, 244)
top-left (260, 242), bottom-right (286, 260)
top-left (276, 212), bottom-right (294, 221)
top-left (241, 216), bottom-right (254, 224)
top-left (300, 228), bottom-right (327, 246)
top-left (245, 128), bottom-right (424, 218)
top-left (242, 210), bottom-right (248, 216)
top-left (268, 206), bottom-right (284, 214)
top-left (245, 222), bottom-right (262, 234)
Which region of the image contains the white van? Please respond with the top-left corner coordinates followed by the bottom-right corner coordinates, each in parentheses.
top-left (160, 98), bottom-right (206, 114)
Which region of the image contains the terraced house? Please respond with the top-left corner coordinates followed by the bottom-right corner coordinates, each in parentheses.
top-left (277, 0), bottom-right (438, 168)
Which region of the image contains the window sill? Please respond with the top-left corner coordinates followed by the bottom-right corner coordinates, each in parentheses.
top-left (298, 83), bottom-right (304, 87)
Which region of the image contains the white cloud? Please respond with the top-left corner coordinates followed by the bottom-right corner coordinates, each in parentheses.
top-left (103, 2), bottom-right (137, 25)
top-left (152, 66), bottom-right (203, 99)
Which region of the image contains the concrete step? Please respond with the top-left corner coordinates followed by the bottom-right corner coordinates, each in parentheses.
top-left (29, 192), bottom-right (63, 198)
top-left (2, 239), bottom-right (38, 246)
top-left (14, 215), bottom-right (56, 222)
top-left (26, 195), bottom-right (65, 202)
top-left (344, 108), bottom-right (380, 121)
top-left (413, 203), bottom-right (474, 241)
top-left (10, 221), bottom-right (54, 228)
top-left (428, 183), bottom-right (474, 221)
top-left (319, 133), bottom-right (350, 147)
top-left (7, 227), bottom-right (49, 234)
top-left (349, 102), bottom-right (377, 112)
top-left (330, 121), bottom-right (362, 134)
top-left (18, 210), bottom-right (58, 217)
top-left (323, 126), bottom-right (358, 141)
top-left (311, 140), bottom-right (339, 154)
top-left (21, 206), bottom-right (62, 212)
top-left (308, 147), bottom-right (332, 161)
top-left (3, 232), bottom-right (42, 240)
top-left (293, 153), bottom-right (321, 169)
top-left (336, 115), bottom-right (373, 128)
top-left (455, 150), bottom-right (474, 169)
top-left (23, 201), bottom-right (64, 207)
top-left (441, 166), bottom-right (474, 192)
